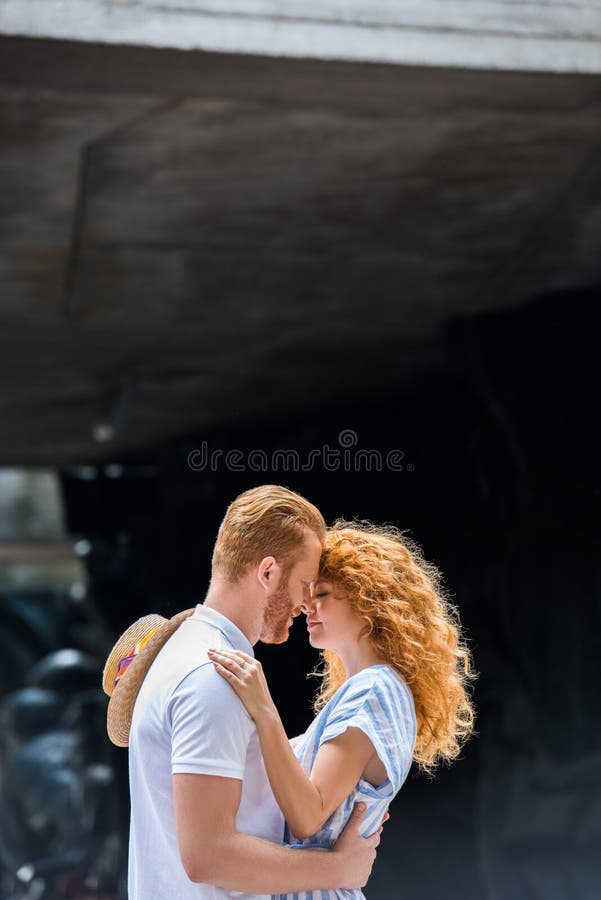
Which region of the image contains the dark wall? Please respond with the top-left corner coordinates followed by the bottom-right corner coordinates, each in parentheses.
top-left (60, 289), bottom-right (601, 900)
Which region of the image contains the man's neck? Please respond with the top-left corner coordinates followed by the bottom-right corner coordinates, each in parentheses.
top-left (203, 575), bottom-right (262, 646)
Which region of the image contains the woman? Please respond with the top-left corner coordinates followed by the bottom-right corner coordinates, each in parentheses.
top-left (208, 520), bottom-right (475, 898)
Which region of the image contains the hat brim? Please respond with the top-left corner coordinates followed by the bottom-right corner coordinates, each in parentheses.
top-left (105, 608), bottom-right (195, 747)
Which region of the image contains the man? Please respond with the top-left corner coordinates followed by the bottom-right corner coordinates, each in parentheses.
top-left (105, 485), bottom-right (381, 898)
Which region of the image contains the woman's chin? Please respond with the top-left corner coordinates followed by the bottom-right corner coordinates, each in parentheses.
top-left (308, 634), bottom-right (326, 650)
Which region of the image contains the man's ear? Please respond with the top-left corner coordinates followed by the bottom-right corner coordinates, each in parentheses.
top-left (257, 556), bottom-right (278, 590)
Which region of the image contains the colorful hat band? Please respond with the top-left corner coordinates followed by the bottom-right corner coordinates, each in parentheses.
top-left (114, 625), bottom-right (162, 688)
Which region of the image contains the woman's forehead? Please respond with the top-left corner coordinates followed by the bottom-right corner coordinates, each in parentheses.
top-left (313, 576), bottom-right (332, 590)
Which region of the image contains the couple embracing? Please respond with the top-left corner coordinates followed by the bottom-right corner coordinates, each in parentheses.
top-left (103, 485), bottom-right (475, 898)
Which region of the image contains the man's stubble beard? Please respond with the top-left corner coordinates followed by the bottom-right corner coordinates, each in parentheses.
top-left (261, 572), bottom-right (293, 645)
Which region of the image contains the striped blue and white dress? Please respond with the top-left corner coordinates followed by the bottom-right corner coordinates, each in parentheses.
top-left (275, 663), bottom-right (417, 900)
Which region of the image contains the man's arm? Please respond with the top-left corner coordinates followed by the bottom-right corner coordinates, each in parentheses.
top-left (173, 773), bottom-right (379, 894)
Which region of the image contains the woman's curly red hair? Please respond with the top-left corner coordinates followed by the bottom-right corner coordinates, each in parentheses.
top-left (314, 520), bottom-right (476, 773)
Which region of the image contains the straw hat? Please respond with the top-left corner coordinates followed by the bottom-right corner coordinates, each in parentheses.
top-left (102, 608), bottom-right (195, 747)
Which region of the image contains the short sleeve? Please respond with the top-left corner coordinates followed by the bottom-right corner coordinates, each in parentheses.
top-left (168, 663), bottom-right (254, 779)
top-left (319, 668), bottom-right (416, 793)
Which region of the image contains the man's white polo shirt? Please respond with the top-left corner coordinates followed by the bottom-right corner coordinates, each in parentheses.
top-left (128, 604), bottom-right (284, 899)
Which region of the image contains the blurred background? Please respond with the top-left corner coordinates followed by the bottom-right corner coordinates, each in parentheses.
top-left (1, 3), bottom-right (600, 899)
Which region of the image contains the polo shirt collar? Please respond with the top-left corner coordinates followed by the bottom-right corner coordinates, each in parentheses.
top-left (192, 603), bottom-right (255, 657)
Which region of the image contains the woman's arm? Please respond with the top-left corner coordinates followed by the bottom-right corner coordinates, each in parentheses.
top-left (208, 648), bottom-right (377, 840)
top-left (256, 713), bottom-right (377, 839)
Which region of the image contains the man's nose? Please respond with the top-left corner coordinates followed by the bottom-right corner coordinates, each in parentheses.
top-left (301, 579), bottom-right (319, 614)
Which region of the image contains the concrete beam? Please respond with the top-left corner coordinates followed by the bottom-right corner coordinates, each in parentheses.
top-left (1, 0), bottom-right (601, 73)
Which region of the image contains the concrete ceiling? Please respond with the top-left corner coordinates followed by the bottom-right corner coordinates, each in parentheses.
top-left (1, 37), bottom-right (600, 466)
